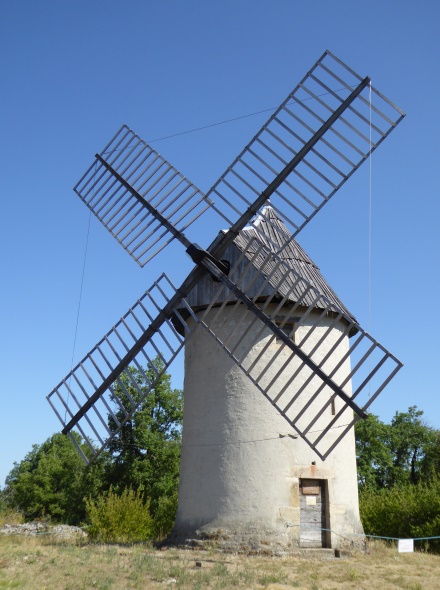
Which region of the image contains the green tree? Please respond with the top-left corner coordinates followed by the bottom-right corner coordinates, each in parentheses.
top-left (356, 407), bottom-right (438, 489)
top-left (422, 429), bottom-right (440, 480)
top-left (388, 406), bottom-right (436, 486)
top-left (104, 358), bottom-right (183, 517)
top-left (355, 413), bottom-right (393, 488)
top-left (4, 432), bottom-right (105, 524)
top-left (2, 358), bottom-right (182, 529)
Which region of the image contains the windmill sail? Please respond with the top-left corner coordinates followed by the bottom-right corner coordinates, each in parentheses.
top-left (74, 125), bottom-right (213, 267)
top-left (47, 274), bottom-right (200, 462)
top-left (205, 50), bottom-right (405, 237)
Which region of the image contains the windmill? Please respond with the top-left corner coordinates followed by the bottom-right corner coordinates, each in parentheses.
top-left (47, 51), bottom-right (404, 552)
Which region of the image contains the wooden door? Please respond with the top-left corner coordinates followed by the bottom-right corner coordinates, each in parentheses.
top-left (299, 479), bottom-right (327, 548)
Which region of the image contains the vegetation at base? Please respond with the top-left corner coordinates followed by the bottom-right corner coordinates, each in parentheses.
top-left (1, 356), bottom-right (182, 539)
top-left (84, 487), bottom-right (179, 543)
top-left (85, 487), bottom-right (153, 543)
top-left (356, 406), bottom-right (440, 551)
top-left (359, 479), bottom-right (440, 552)
top-left (0, 507), bottom-right (23, 527)
top-left (151, 491), bottom-right (179, 540)
top-left (1, 431), bottom-right (105, 524)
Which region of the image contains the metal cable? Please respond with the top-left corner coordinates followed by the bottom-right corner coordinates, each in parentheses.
top-left (102, 86), bottom-right (354, 153)
top-left (64, 209), bottom-right (93, 424)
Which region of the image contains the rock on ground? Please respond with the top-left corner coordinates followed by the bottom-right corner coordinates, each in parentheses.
top-left (0, 522), bottom-right (87, 539)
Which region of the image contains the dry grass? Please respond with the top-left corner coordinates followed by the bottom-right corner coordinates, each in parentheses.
top-left (0, 535), bottom-right (437, 589)
top-left (0, 511), bottom-right (23, 527)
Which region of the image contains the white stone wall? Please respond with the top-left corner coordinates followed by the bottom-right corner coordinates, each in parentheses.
top-left (174, 304), bottom-right (364, 549)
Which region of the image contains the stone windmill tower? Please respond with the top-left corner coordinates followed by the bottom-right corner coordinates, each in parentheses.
top-left (46, 52), bottom-right (404, 552)
top-left (174, 206), bottom-right (363, 551)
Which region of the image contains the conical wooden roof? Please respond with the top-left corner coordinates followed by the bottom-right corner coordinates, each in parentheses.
top-left (233, 205), bottom-right (356, 321)
top-left (182, 205), bottom-right (356, 325)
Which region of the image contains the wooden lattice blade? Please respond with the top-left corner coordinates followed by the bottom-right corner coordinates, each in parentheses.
top-left (74, 125), bottom-right (213, 267)
top-left (46, 273), bottom-right (200, 462)
top-left (206, 50), bottom-right (405, 239)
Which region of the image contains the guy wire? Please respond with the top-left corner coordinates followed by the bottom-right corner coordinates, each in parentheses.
top-left (368, 81), bottom-right (373, 396)
top-left (64, 204), bottom-right (93, 423)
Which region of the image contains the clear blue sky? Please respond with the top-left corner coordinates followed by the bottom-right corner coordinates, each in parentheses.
top-left (1, 0), bottom-right (439, 486)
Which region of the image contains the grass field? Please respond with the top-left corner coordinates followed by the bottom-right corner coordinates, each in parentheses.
top-left (0, 535), bottom-right (438, 590)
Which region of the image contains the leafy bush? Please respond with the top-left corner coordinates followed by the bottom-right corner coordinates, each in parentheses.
top-left (360, 478), bottom-right (440, 552)
top-left (85, 487), bottom-right (153, 543)
top-left (151, 491), bottom-right (178, 540)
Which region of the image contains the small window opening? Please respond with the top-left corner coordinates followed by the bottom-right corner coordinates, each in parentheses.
top-left (275, 320), bottom-right (296, 344)
top-left (275, 316), bottom-right (301, 345)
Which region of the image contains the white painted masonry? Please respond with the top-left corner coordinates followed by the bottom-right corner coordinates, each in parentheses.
top-left (173, 303), bottom-right (364, 551)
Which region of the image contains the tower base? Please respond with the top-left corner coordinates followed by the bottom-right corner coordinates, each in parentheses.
top-left (165, 524), bottom-right (366, 556)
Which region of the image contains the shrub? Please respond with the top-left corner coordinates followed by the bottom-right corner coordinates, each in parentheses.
top-left (85, 487), bottom-right (153, 543)
top-left (360, 478), bottom-right (440, 552)
top-left (151, 492), bottom-right (178, 540)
